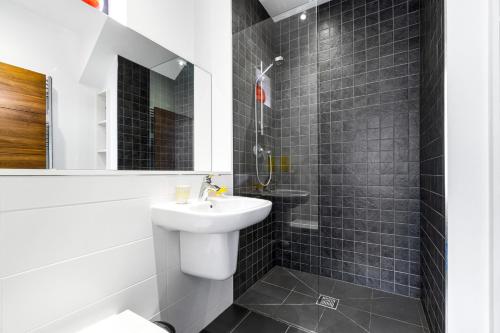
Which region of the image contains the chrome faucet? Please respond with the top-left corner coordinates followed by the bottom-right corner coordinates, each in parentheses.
top-left (199, 175), bottom-right (221, 201)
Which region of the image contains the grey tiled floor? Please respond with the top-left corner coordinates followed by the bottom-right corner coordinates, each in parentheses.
top-left (236, 266), bottom-right (430, 333)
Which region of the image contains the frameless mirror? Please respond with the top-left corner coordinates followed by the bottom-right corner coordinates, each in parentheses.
top-left (0, 0), bottom-right (212, 171)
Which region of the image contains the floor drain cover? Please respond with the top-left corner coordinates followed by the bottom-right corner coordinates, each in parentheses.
top-left (316, 295), bottom-right (339, 310)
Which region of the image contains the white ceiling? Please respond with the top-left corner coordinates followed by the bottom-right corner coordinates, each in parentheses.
top-left (80, 18), bottom-right (179, 88)
top-left (258, 0), bottom-right (329, 22)
top-left (259, 0), bottom-right (309, 18)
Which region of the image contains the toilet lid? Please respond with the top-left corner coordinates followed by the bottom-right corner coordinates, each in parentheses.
top-left (78, 310), bottom-right (166, 333)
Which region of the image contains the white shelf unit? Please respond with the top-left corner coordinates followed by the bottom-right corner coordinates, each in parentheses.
top-left (96, 90), bottom-right (108, 169)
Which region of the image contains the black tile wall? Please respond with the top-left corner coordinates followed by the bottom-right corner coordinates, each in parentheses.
top-left (232, 0), bottom-right (275, 192)
top-left (118, 56), bottom-right (152, 170)
top-left (232, 0), bottom-right (423, 300)
top-left (271, 7), bottom-right (321, 275)
top-left (312, 0), bottom-right (421, 298)
top-left (232, 0), bottom-right (270, 35)
top-left (174, 64), bottom-right (194, 170)
top-left (234, 213), bottom-right (275, 299)
top-left (271, 0), bottom-right (422, 298)
top-left (232, 0), bottom-right (275, 299)
top-left (419, 0), bottom-right (445, 332)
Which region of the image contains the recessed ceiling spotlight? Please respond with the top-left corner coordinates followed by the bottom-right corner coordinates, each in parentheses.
top-left (178, 59), bottom-right (187, 67)
top-left (300, 12), bottom-right (307, 21)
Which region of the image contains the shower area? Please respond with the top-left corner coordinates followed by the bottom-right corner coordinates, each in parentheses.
top-left (206, 0), bottom-right (444, 332)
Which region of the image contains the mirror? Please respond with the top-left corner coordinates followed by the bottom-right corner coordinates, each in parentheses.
top-left (0, 0), bottom-right (212, 171)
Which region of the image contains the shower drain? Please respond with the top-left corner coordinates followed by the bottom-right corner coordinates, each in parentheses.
top-left (316, 295), bottom-right (339, 310)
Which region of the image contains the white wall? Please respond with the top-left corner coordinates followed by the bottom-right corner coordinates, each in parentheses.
top-left (194, 68), bottom-right (213, 171)
top-left (0, 0), bottom-right (233, 172)
top-left (490, 0), bottom-right (500, 331)
top-left (0, 0), bottom-right (101, 170)
top-left (123, 0), bottom-right (233, 172)
top-left (446, 0), bottom-right (492, 332)
top-left (0, 2), bottom-right (236, 332)
top-left (125, 0), bottom-right (196, 66)
top-left (105, 56), bottom-right (118, 170)
top-left (0, 174), bottom-right (233, 333)
top-left (193, 0), bottom-right (233, 172)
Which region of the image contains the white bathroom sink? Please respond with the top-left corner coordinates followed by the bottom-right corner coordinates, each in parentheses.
top-left (152, 196), bottom-right (272, 233)
top-left (152, 196), bottom-right (272, 280)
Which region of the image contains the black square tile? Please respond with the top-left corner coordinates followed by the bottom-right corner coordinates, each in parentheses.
top-left (202, 304), bottom-right (249, 333)
top-left (233, 312), bottom-right (288, 333)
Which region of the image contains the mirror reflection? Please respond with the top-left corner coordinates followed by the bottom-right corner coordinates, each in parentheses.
top-left (0, 0), bottom-right (211, 171)
top-left (117, 57), bottom-right (194, 171)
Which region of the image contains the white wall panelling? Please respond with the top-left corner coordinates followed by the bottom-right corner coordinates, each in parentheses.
top-left (152, 277), bottom-right (232, 333)
top-left (32, 277), bottom-right (160, 333)
top-left (3, 239), bottom-right (156, 332)
top-left (0, 174), bottom-right (233, 333)
top-left (0, 199), bottom-right (152, 277)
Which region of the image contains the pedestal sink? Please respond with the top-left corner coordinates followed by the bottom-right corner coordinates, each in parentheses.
top-left (152, 196), bottom-right (272, 280)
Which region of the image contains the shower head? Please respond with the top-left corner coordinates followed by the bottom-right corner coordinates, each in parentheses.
top-left (257, 56), bottom-right (285, 83)
top-left (274, 56), bottom-right (284, 66)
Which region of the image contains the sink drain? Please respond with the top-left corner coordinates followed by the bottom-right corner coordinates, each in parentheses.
top-left (316, 295), bottom-right (339, 310)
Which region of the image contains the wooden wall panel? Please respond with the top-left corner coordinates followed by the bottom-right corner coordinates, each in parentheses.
top-left (0, 61), bottom-right (46, 169)
top-left (0, 90), bottom-right (46, 114)
top-left (0, 63), bottom-right (46, 97)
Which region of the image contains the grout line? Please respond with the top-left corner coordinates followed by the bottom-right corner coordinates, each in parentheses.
top-left (336, 307), bottom-right (370, 333)
top-left (281, 287), bottom-right (295, 305)
top-left (229, 311), bottom-right (251, 333)
top-left (285, 269), bottom-right (319, 296)
top-left (370, 313), bottom-right (424, 328)
top-left (337, 278), bottom-right (422, 301)
top-left (242, 306), bottom-right (316, 333)
top-left (276, 266), bottom-right (421, 301)
top-left (0, 196), bottom-right (148, 213)
top-left (261, 279), bottom-right (295, 292)
top-left (242, 268), bottom-right (423, 328)
top-left (317, 308), bottom-right (326, 331)
top-left (417, 301), bottom-right (430, 329)
top-left (417, 301), bottom-right (425, 328)
top-left (335, 302), bottom-right (370, 315)
top-left (238, 303), bottom-right (283, 306)
top-left (261, 280), bottom-right (316, 299)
